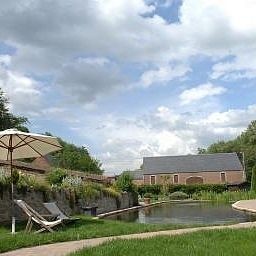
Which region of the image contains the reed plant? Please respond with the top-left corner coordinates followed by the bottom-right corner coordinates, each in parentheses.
top-left (192, 190), bottom-right (256, 203)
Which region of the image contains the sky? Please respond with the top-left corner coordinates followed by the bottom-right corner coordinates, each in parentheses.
top-left (0, 0), bottom-right (256, 173)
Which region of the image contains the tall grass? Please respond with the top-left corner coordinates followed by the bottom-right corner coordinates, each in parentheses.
top-left (192, 190), bottom-right (256, 203)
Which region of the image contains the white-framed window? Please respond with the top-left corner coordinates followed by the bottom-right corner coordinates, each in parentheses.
top-left (173, 174), bottom-right (179, 184)
top-left (220, 172), bottom-right (226, 183)
top-left (150, 175), bottom-right (156, 185)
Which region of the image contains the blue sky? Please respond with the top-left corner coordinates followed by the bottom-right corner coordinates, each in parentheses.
top-left (0, 0), bottom-right (256, 173)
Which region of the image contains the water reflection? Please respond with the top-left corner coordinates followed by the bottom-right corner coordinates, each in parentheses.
top-left (106, 202), bottom-right (256, 225)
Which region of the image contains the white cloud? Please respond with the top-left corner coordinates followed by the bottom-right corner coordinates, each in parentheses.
top-left (199, 104), bottom-right (256, 128)
top-left (86, 103), bottom-right (256, 172)
top-left (0, 63), bottom-right (42, 116)
top-left (0, 0), bottom-right (256, 172)
top-left (211, 52), bottom-right (256, 80)
top-left (0, 0), bottom-right (182, 73)
top-left (0, 1), bottom-right (255, 72)
top-left (140, 64), bottom-right (190, 87)
top-left (0, 0), bottom-right (255, 100)
top-left (179, 83), bottom-right (227, 105)
top-left (0, 55), bottom-right (11, 66)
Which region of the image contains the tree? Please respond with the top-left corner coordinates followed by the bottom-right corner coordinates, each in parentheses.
top-left (203, 120), bottom-right (256, 182)
top-left (50, 136), bottom-right (103, 174)
top-left (0, 88), bottom-right (28, 131)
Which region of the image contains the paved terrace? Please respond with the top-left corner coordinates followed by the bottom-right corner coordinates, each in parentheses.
top-left (232, 199), bottom-right (256, 213)
top-left (1, 221), bottom-right (256, 256)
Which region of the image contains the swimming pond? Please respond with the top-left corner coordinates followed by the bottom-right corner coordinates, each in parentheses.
top-left (105, 202), bottom-right (256, 225)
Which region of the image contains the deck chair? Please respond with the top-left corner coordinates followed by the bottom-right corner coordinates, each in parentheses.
top-left (14, 199), bottom-right (62, 233)
top-left (43, 202), bottom-right (80, 222)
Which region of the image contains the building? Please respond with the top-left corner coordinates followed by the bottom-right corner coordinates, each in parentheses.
top-left (126, 170), bottom-right (144, 185)
top-left (0, 156), bottom-right (109, 184)
top-left (142, 153), bottom-right (245, 185)
top-left (0, 159), bottom-right (47, 180)
top-left (31, 155), bottom-right (53, 172)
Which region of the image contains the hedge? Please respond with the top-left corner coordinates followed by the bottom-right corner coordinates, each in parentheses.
top-left (137, 184), bottom-right (162, 196)
top-left (137, 184), bottom-right (228, 196)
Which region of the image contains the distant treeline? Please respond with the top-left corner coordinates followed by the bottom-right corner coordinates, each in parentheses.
top-left (198, 120), bottom-right (256, 182)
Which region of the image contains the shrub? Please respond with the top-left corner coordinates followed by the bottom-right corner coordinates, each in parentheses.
top-left (144, 192), bottom-right (152, 198)
top-left (169, 191), bottom-right (189, 200)
top-left (47, 168), bottom-right (68, 185)
top-left (11, 169), bottom-right (20, 185)
top-left (102, 187), bottom-right (121, 198)
top-left (251, 165), bottom-right (256, 191)
top-left (0, 170), bottom-right (10, 188)
top-left (137, 184), bottom-right (227, 197)
top-left (16, 173), bottom-right (50, 194)
top-left (0, 170), bottom-right (10, 198)
top-left (115, 172), bottom-right (135, 192)
top-left (61, 176), bottom-right (83, 189)
top-left (78, 182), bottom-right (100, 199)
top-left (168, 184), bottom-right (227, 195)
top-left (137, 184), bottom-right (162, 196)
top-left (16, 173), bottom-right (35, 194)
top-left (192, 190), bottom-right (256, 202)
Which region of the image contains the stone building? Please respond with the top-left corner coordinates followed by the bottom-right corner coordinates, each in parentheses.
top-left (126, 169), bottom-right (144, 185)
top-left (142, 153), bottom-right (245, 185)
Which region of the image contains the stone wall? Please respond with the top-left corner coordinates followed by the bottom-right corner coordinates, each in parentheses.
top-left (0, 187), bottom-right (138, 223)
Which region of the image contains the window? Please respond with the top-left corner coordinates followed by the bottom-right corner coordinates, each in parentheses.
top-left (150, 175), bottom-right (156, 185)
top-left (220, 172), bottom-right (226, 183)
top-left (173, 174), bottom-right (179, 184)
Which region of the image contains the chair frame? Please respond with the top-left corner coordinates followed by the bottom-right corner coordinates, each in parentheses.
top-left (14, 200), bottom-right (62, 233)
top-left (43, 201), bottom-right (80, 222)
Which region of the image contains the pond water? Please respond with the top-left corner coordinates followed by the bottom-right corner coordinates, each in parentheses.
top-left (105, 202), bottom-right (256, 225)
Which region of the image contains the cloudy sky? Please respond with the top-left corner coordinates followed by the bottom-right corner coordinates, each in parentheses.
top-left (0, 0), bottom-right (256, 173)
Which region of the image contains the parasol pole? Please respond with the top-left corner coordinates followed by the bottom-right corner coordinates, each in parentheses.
top-left (10, 135), bottom-right (15, 234)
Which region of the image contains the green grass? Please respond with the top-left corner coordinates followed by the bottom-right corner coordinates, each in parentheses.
top-left (70, 228), bottom-right (256, 256)
top-left (192, 190), bottom-right (256, 203)
top-left (0, 216), bottom-right (199, 253)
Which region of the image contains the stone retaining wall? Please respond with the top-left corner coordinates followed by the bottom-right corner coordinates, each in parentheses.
top-left (0, 187), bottom-right (138, 223)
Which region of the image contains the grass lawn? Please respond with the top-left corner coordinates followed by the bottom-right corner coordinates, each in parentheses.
top-left (70, 228), bottom-right (256, 256)
top-left (0, 216), bottom-right (199, 253)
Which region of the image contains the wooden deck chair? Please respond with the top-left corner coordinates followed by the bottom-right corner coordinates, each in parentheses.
top-left (43, 202), bottom-right (80, 222)
top-left (14, 200), bottom-right (62, 233)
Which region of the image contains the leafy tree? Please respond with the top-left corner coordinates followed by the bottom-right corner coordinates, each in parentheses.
top-left (49, 136), bottom-right (103, 174)
top-left (0, 88), bottom-right (29, 131)
top-left (201, 120), bottom-right (256, 182)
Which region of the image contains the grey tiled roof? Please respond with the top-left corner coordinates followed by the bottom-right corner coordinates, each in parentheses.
top-left (143, 153), bottom-right (243, 174)
top-left (126, 169), bottom-right (143, 180)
